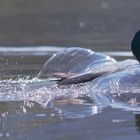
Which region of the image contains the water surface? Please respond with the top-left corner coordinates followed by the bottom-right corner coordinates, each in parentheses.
top-left (0, 47), bottom-right (140, 140)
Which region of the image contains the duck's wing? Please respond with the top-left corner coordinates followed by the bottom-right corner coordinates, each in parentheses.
top-left (58, 71), bottom-right (109, 85)
top-left (38, 47), bottom-right (116, 80)
top-left (38, 47), bottom-right (96, 79)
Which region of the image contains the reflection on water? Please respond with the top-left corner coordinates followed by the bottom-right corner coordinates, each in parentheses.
top-left (0, 101), bottom-right (140, 140)
top-left (0, 101), bottom-right (102, 140)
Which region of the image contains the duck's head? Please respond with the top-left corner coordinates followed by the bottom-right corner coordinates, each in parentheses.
top-left (131, 30), bottom-right (140, 62)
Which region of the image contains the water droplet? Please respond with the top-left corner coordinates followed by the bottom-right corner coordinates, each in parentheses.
top-left (22, 106), bottom-right (26, 113)
top-left (0, 133), bottom-right (3, 137)
top-left (6, 133), bottom-right (10, 137)
top-left (79, 22), bottom-right (85, 28)
top-left (101, 2), bottom-right (109, 9)
top-left (50, 113), bottom-right (55, 117)
top-left (35, 113), bottom-right (46, 117)
top-left (1, 113), bottom-right (6, 117)
top-left (112, 119), bottom-right (126, 123)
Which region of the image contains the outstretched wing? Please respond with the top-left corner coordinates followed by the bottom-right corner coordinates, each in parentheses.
top-left (38, 47), bottom-right (116, 83)
top-left (58, 71), bottom-right (109, 85)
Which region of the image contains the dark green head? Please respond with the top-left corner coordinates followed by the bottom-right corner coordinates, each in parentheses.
top-left (131, 30), bottom-right (140, 62)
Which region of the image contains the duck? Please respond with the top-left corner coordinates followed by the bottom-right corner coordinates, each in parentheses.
top-left (37, 31), bottom-right (140, 85)
top-left (38, 30), bottom-right (140, 86)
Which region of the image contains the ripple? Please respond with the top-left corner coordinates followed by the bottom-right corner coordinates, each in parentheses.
top-left (0, 46), bottom-right (63, 56)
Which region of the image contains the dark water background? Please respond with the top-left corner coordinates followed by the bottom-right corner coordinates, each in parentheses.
top-left (0, 0), bottom-right (140, 140)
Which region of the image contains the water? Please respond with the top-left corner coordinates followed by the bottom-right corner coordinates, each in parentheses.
top-left (1, 0), bottom-right (140, 139)
top-left (0, 47), bottom-right (140, 140)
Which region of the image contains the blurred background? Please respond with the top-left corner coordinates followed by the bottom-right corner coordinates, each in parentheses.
top-left (0, 0), bottom-right (140, 51)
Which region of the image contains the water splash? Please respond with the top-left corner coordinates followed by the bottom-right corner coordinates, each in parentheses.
top-left (0, 74), bottom-right (140, 113)
top-left (89, 72), bottom-right (140, 111)
top-left (0, 77), bottom-right (91, 107)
